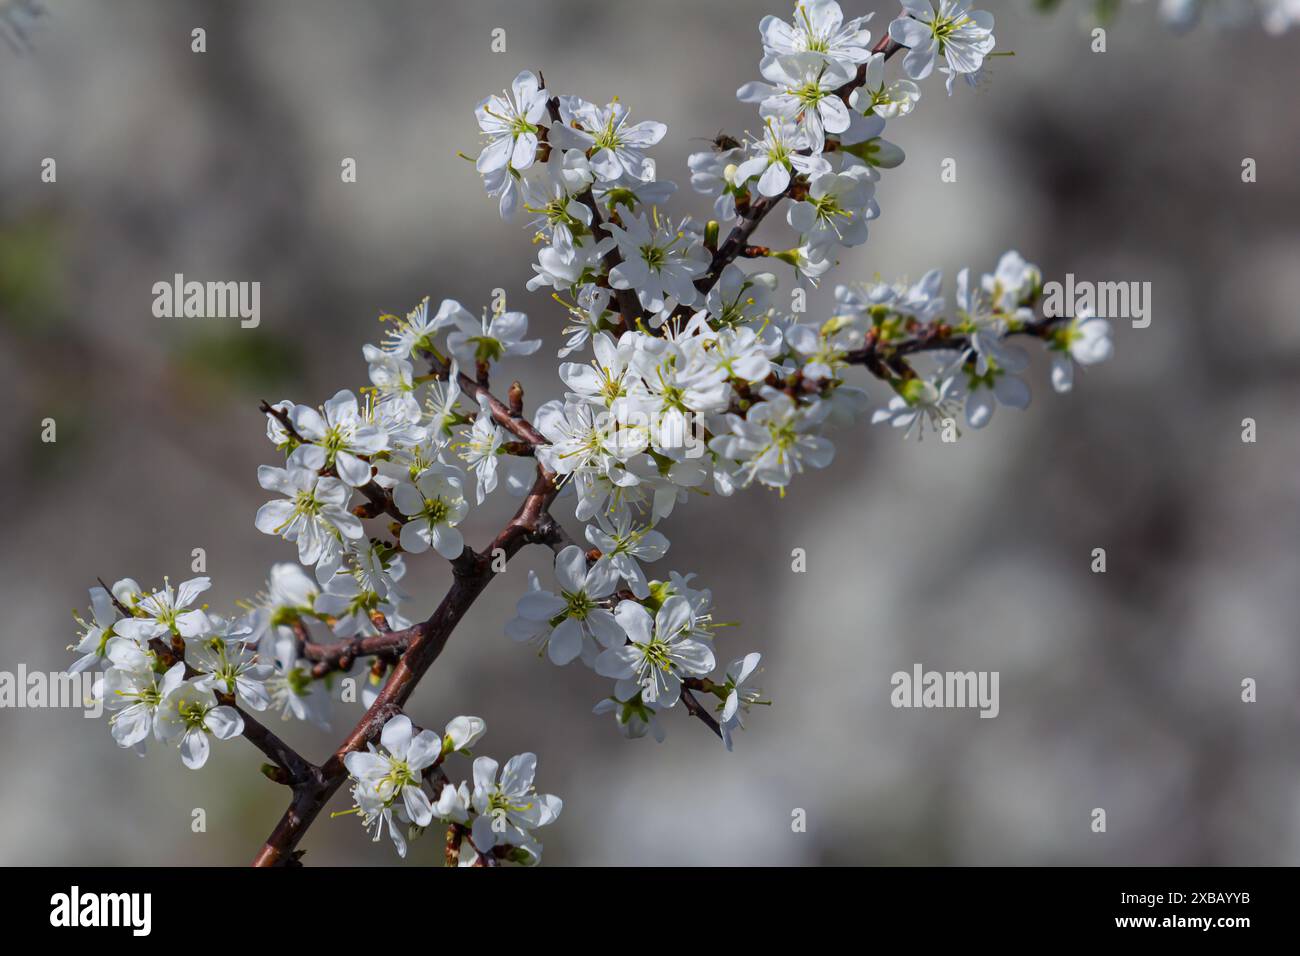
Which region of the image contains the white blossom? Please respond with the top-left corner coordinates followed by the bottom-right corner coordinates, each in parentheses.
top-left (889, 0), bottom-right (995, 83)
top-left (585, 509), bottom-right (670, 599)
top-left (594, 693), bottom-right (666, 743)
top-left (754, 52), bottom-right (855, 151)
top-left (474, 70), bottom-right (549, 175)
top-left (127, 575), bottom-right (213, 641)
top-left (720, 652), bottom-right (766, 751)
top-left (103, 659), bottom-right (183, 753)
top-left (393, 466), bottom-right (469, 559)
top-left (759, 0), bottom-right (876, 65)
top-left (69, 585), bottom-right (123, 674)
top-left (1050, 309), bottom-right (1113, 393)
top-left (445, 307), bottom-right (541, 368)
top-left (459, 397), bottom-right (505, 505)
top-left (870, 374), bottom-right (963, 440)
top-left (605, 211), bottom-right (709, 312)
top-left (469, 753), bottom-right (562, 858)
top-left (549, 96), bottom-right (667, 183)
top-left (288, 389), bottom-right (388, 488)
top-left (505, 547), bottom-right (623, 665)
top-left (786, 165), bottom-right (876, 253)
top-left (710, 392), bottom-right (835, 489)
top-left (851, 51), bottom-right (921, 118)
top-left (594, 597), bottom-right (716, 708)
top-left (734, 119), bottom-right (831, 198)
top-left (255, 467), bottom-right (362, 573)
top-left (363, 346), bottom-right (424, 424)
top-left (155, 678), bottom-right (245, 770)
top-left (443, 715), bottom-right (487, 756)
top-left (190, 616), bottom-right (272, 711)
top-left (343, 714), bottom-right (442, 856)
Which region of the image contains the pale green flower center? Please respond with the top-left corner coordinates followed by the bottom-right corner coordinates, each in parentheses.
top-left (932, 14), bottom-right (973, 49)
top-left (380, 759), bottom-right (417, 795)
top-left (638, 637), bottom-right (676, 673)
top-left (321, 424), bottom-right (351, 460)
top-left (292, 488), bottom-right (323, 520)
top-left (178, 698), bottom-right (209, 732)
top-left (488, 788), bottom-right (532, 816)
top-left (421, 496), bottom-right (450, 525)
top-left (556, 590), bottom-right (595, 624)
top-left (592, 113), bottom-right (622, 152)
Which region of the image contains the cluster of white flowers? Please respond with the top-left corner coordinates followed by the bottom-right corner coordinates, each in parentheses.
top-left (474, 2), bottom-right (992, 293)
top-left (470, 3), bottom-right (1109, 746)
top-left (257, 296), bottom-right (544, 579)
top-left (72, 563), bottom-right (395, 767)
top-left (507, 545), bottom-right (767, 747)
top-left (341, 713), bottom-right (560, 865)
top-left (72, 576), bottom-right (256, 769)
top-left (76, 1), bottom-right (1123, 866)
top-left (859, 250), bottom-right (1114, 436)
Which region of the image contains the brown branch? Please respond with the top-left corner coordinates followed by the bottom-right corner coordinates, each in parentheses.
top-left (356, 480), bottom-right (405, 522)
top-left (845, 313), bottom-right (1068, 381)
top-left (576, 185), bottom-right (644, 328)
top-left (301, 628), bottom-right (415, 678)
top-left (679, 686), bottom-right (723, 741)
top-left (245, 338), bottom-right (572, 865)
top-left (238, 706), bottom-right (315, 786)
top-left (445, 823), bottom-right (465, 867)
top-left (545, 518), bottom-right (578, 553)
top-left (251, 467), bottom-right (565, 866)
top-left (429, 362), bottom-right (549, 447)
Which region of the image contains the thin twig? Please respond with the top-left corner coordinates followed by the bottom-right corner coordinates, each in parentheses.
top-left (238, 706), bottom-right (317, 786)
top-left (680, 687), bottom-right (723, 741)
top-left (845, 314), bottom-right (1068, 381)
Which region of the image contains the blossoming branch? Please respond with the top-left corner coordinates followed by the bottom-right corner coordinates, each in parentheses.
top-left (74, 0), bottom-right (1113, 867)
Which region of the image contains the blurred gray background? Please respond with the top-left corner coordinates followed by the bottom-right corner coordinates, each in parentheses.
top-left (2, 0), bottom-right (1298, 866)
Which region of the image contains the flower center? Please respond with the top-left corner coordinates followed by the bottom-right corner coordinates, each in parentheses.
top-left (640, 243), bottom-right (666, 272)
top-left (640, 638), bottom-right (675, 673)
top-left (794, 81), bottom-right (827, 109)
top-left (292, 488), bottom-right (322, 519)
top-left (592, 112), bottom-right (621, 152)
top-left (932, 14), bottom-right (972, 47)
top-left (421, 496), bottom-right (450, 524)
top-left (380, 759), bottom-right (416, 795)
top-left (178, 698), bottom-right (209, 731)
top-left (322, 424), bottom-right (351, 459)
top-left (558, 589), bottom-right (595, 623)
